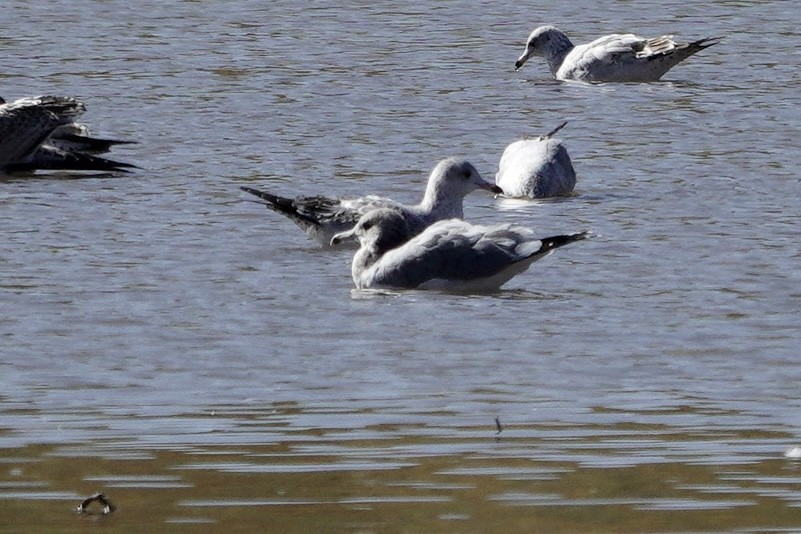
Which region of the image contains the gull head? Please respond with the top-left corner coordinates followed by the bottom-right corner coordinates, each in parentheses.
top-left (515, 25), bottom-right (569, 71)
top-left (425, 157), bottom-right (502, 203)
top-left (330, 208), bottom-right (412, 253)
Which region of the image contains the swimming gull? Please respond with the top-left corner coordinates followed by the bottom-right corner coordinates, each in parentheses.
top-left (496, 121), bottom-right (576, 199)
top-left (241, 157), bottom-right (503, 247)
top-left (331, 207), bottom-right (590, 292)
top-left (514, 26), bottom-right (721, 82)
top-left (0, 95), bottom-right (137, 173)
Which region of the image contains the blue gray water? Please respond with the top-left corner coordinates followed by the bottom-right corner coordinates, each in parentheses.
top-left (2, 1), bottom-right (801, 531)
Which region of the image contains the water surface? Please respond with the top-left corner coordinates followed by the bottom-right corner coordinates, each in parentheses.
top-left (2, 0), bottom-right (801, 531)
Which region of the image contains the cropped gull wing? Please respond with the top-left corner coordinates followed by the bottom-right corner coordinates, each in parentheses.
top-left (4, 145), bottom-right (138, 173)
top-left (0, 96), bottom-right (85, 165)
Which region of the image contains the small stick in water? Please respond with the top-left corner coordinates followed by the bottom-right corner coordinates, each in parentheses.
top-left (76, 493), bottom-right (116, 515)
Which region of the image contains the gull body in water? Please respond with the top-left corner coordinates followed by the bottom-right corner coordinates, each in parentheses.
top-left (515, 26), bottom-right (721, 82)
top-left (241, 157), bottom-right (502, 247)
top-left (495, 121), bottom-right (576, 199)
top-left (332, 207), bottom-right (590, 292)
top-left (0, 95), bottom-right (137, 173)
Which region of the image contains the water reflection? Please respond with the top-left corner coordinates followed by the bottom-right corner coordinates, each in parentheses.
top-left (2, 403), bottom-right (801, 532)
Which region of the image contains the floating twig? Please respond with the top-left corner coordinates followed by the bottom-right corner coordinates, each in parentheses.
top-left (76, 493), bottom-right (116, 516)
top-left (538, 121), bottom-right (568, 141)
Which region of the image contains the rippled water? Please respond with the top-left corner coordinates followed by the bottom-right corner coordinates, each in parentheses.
top-left (2, 0), bottom-right (801, 531)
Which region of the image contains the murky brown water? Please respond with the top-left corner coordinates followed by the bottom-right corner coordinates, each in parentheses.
top-left (3, 410), bottom-right (801, 532)
top-left (2, 0), bottom-right (801, 531)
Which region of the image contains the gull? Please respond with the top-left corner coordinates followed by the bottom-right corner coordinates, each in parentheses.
top-left (0, 95), bottom-right (137, 173)
top-left (241, 157), bottom-right (503, 247)
top-left (496, 121), bottom-right (576, 199)
top-left (514, 26), bottom-right (721, 82)
top-left (331, 207), bottom-right (590, 292)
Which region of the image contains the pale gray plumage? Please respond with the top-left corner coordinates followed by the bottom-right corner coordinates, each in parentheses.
top-left (496, 122), bottom-right (576, 199)
top-left (241, 157), bottom-right (502, 247)
top-left (515, 26), bottom-right (721, 82)
top-left (331, 208), bottom-right (590, 292)
top-left (0, 95), bottom-right (137, 173)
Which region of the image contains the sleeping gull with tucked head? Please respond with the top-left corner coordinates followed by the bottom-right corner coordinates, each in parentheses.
top-left (331, 207), bottom-right (590, 292)
top-left (496, 121), bottom-right (576, 199)
top-left (514, 26), bottom-right (721, 82)
top-left (241, 157), bottom-right (502, 247)
top-left (0, 95), bottom-right (137, 173)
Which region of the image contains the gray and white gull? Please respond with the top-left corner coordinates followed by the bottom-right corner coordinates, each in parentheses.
top-left (514, 26), bottom-right (721, 82)
top-left (495, 121), bottom-right (576, 199)
top-left (241, 157), bottom-right (502, 247)
top-left (0, 95), bottom-right (137, 173)
top-left (331, 207), bottom-right (590, 292)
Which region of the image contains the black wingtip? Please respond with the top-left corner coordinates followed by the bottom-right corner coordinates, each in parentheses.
top-left (539, 231), bottom-right (592, 252)
top-left (4, 153), bottom-right (138, 174)
top-left (240, 186), bottom-right (286, 205)
top-left (54, 133), bottom-right (138, 154)
top-left (240, 186), bottom-right (297, 212)
top-left (694, 36), bottom-right (724, 50)
top-left (239, 186), bottom-right (325, 228)
top-left (64, 153), bottom-right (139, 172)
